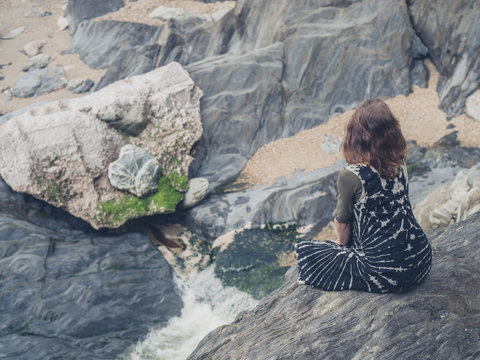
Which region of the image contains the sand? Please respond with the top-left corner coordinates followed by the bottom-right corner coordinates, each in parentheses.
top-left (236, 60), bottom-right (480, 187)
top-left (0, 0), bottom-right (234, 115)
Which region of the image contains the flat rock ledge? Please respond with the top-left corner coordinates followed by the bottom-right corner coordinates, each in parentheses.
top-left (0, 62), bottom-right (203, 229)
top-left (188, 212), bottom-right (480, 360)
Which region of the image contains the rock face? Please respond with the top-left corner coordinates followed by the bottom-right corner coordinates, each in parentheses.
top-left (187, 163), bottom-right (341, 241)
top-left (108, 144), bottom-right (162, 197)
top-left (69, 0), bottom-right (416, 190)
top-left (0, 62), bottom-right (203, 229)
top-left (409, 0), bottom-right (480, 116)
top-left (466, 89), bottom-right (480, 122)
top-left (0, 180), bottom-right (182, 359)
top-left (187, 212), bottom-right (480, 360)
top-left (66, 0), bottom-right (125, 33)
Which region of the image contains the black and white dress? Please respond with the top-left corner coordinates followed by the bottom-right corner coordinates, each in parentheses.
top-left (295, 163), bottom-right (432, 293)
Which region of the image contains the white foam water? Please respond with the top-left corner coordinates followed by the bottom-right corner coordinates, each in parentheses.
top-left (121, 265), bottom-right (258, 360)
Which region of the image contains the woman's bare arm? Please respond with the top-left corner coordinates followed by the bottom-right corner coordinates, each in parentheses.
top-left (334, 218), bottom-right (351, 246)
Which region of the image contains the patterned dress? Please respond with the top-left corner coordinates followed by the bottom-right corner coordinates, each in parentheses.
top-left (295, 163), bottom-right (432, 293)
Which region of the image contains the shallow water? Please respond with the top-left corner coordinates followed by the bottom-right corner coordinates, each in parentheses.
top-left (121, 265), bottom-right (258, 360)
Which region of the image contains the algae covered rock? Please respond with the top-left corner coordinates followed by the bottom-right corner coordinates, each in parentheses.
top-left (0, 62), bottom-right (203, 229)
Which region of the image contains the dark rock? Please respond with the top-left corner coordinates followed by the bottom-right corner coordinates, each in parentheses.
top-left (66, 0), bottom-right (125, 34)
top-left (187, 163), bottom-right (341, 241)
top-left (12, 68), bottom-right (66, 98)
top-left (411, 33), bottom-right (429, 59)
top-left (0, 209), bottom-right (182, 359)
top-left (410, 59), bottom-right (429, 88)
top-left (66, 78), bottom-right (94, 93)
top-left (409, 0), bottom-right (480, 116)
top-left (187, 212), bottom-right (480, 360)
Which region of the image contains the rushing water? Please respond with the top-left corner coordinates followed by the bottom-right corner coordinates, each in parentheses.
top-left (121, 265), bottom-right (258, 360)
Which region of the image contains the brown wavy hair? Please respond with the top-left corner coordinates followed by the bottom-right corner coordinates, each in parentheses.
top-left (343, 98), bottom-right (406, 178)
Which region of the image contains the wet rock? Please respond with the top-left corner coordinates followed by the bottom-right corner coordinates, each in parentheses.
top-left (0, 211), bottom-right (182, 359)
top-left (22, 53), bottom-right (51, 71)
top-left (23, 39), bottom-right (46, 57)
top-left (465, 89), bottom-right (480, 122)
top-left (12, 68), bottom-right (67, 98)
top-left (214, 224), bottom-right (299, 300)
top-left (409, 1), bottom-right (480, 116)
top-left (0, 62), bottom-right (202, 229)
top-left (66, 0), bottom-right (125, 34)
top-left (182, 177), bottom-right (209, 208)
top-left (108, 144), bottom-right (162, 197)
top-left (188, 212), bottom-right (480, 360)
top-left (66, 78), bottom-right (94, 94)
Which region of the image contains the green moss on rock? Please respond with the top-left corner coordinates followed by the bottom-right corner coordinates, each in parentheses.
top-left (97, 176), bottom-right (184, 227)
top-left (167, 172), bottom-right (188, 192)
top-left (214, 224), bottom-right (300, 299)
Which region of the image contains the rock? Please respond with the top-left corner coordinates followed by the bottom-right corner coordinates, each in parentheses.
top-left (23, 39), bottom-right (46, 57)
top-left (409, 1), bottom-right (480, 116)
top-left (66, 77), bottom-right (94, 94)
top-left (2, 26), bottom-right (28, 40)
top-left (0, 211), bottom-right (182, 359)
top-left (414, 164), bottom-right (480, 230)
top-left (187, 212), bottom-right (480, 360)
top-left (410, 59), bottom-right (429, 88)
top-left (465, 89), bottom-right (480, 122)
top-left (0, 62), bottom-right (203, 229)
top-left (182, 177), bottom-right (209, 208)
top-left (12, 68), bottom-right (67, 98)
top-left (69, 0), bottom-right (415, 191)
top-left (66, 0), bottom-right (125, 34)
top-left (57, 16), bottom-right (69, 31)
top-left (22, 53), bottom-right (51, 71)
top-left (108, 144), bottom-right (162, 197)
top-left (24, 7), bottom-right (52, 18)
top-left (149, 6), bottom-right (207, 23)
top-left (411, 33), bottom-right (429, 60)
top-left (187, 163), bottom-right (341, 241)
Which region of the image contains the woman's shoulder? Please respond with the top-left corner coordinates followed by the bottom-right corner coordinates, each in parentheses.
top-left (339, 167), bottom-right (363, 188)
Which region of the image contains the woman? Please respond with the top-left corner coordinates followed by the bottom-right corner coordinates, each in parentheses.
top-left (295, 99), bottom-right (431, 293)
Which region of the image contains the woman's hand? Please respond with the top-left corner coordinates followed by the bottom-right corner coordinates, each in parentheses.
top-left (333, 218), bottom-right (351, 246)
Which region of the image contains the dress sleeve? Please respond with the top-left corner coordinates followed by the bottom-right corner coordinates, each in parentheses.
top-left (335, 169), bottom-right (362, 223)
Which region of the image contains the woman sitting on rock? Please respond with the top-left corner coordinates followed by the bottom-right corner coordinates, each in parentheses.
top-left (295, 98), bottom-right (432, 293)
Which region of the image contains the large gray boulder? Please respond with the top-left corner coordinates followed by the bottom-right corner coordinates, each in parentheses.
top-left (408, 0), bottom-right (480, 116)
top-left (66, 0), bottom-right (125, 33)
top-left (0, 62), bottom-right (203, 229)
top-left (187, 212), bottom-right (480, 359)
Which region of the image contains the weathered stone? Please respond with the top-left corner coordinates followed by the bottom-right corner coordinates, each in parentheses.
top-left (23, 39), bottom-right (46, 57)
top-left (0, 210), bottom-right (182, 359)
top-left (12, 68), bottom-right (67, 98)
top-left (57, 16), bottom-right (69, 31)
top-left (66, 78), bottom-right (94, 94)
top-left (149, 6), bottom-right (207, 23)
top-left (2, 26), bottom-right (28, 40)
top-left (108, 144), bottom-right (162, 197)
top-left (0, 62), bottom-right (203, 229)
top-left (188, 212), bottom-right (480, 360)
top-left (66, 0), bottom-right (125, 33)
top-left (96, 101), bottom-right (148, 135)
top-left (409, 0), bottom-right (480, 116)
top-left (465, 89), bottom-right (480, 122)
top-left (22, 53), bottom-right (51, 71)
top-left (182, 177), bottom-right (209, 208)
top-left (410, 59), bottom-right (429, 88)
